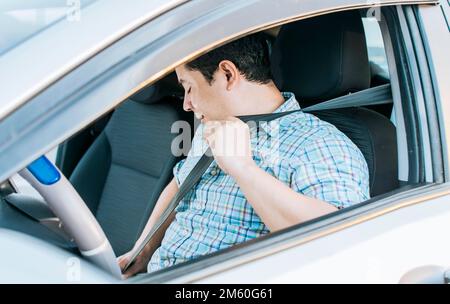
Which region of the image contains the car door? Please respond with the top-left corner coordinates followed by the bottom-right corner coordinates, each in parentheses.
top-left (0, 0), bottom-right (446, 283)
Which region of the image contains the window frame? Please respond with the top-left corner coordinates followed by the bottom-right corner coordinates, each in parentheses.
top-left (133, 5), bottom-right (446, 283)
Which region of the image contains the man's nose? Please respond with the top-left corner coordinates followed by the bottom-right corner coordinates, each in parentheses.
top-left (183, 96), bottom-right (193, 112)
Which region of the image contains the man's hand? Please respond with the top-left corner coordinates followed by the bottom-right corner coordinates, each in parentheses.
top-left (118, 248), bottom-right (151, 279)
top-left (203, 117), bottom-right (256, 177)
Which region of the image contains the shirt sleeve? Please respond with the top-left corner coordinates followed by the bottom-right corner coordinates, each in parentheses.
top-left (289, 132), bottom-right (370, 209)
top-left (172, 158), bottom-right (187, 187)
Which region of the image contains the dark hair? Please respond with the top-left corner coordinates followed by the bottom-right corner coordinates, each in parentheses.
top-left (186, 32), bottom-right (273, 85)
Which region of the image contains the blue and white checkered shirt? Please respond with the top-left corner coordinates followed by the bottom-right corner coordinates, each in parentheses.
top-left (148, 92), bottom-right (370, 272)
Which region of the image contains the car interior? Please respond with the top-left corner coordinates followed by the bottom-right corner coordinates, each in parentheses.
top-left (0, 9), bottom-right (402, 276)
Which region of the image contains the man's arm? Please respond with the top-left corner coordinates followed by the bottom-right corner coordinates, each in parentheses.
top-left (230, 163), bottom-right (337, 231)
top-left (119, 178), bottom-right (178, 277)
top-left (132, 178), bottom-right (178, 249)
top-left (203, 118), bottom-right (338, 232)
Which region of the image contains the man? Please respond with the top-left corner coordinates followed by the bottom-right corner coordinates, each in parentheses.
top-left (118, 33), bottom-right (370, 278)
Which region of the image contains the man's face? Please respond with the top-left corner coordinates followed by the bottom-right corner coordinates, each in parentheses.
top-left (175, 64), bottom-right (230, 122)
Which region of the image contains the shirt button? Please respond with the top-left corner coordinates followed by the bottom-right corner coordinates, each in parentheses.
top-left (210, 169), bottom-right (217, 176)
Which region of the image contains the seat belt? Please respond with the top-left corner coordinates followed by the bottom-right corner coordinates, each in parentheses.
top-left (123, 83), bottom-right (392, 272)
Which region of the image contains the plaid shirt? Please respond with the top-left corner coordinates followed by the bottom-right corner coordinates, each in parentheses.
top-left (148, 92), bottom-right (370, 272)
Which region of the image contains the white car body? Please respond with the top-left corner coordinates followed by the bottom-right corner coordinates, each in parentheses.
top-left (0, 0), bottom-right (449, 283)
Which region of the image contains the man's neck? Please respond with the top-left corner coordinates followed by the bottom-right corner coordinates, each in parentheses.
top-left (232, 81), bottom-right (285, 117)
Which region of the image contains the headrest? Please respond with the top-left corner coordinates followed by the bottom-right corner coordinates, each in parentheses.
top-left (129, 72), bottom-right (181, 104)
top-left (271, 11), bottom-right (371, 107)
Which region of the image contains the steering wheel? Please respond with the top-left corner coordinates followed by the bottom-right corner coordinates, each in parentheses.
top-left (19, 155), bottom-right (122, 279)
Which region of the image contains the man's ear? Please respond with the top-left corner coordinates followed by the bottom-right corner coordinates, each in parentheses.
top-left (218, 60), bottom-right (239, 90)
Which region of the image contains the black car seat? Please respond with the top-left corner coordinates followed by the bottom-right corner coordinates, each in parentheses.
top-left (69, 73), bottom-right (191, 256)
top-left (271, 10), bottom-right (398, 197)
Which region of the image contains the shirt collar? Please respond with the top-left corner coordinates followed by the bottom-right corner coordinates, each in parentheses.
top-left (257, 92), bottom-right (300, 136)
top-left (275, 92), bottom-right (300, 113)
